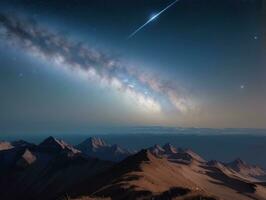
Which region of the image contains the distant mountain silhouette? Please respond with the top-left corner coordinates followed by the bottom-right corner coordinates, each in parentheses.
top-left (148, 143), bottom-right (205, 164)
top-left (225, 158), bottom-right (266, 181)
top-left (75, 137), bottom-right (131, 161)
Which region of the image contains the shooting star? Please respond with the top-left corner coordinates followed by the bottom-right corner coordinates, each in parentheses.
top-left (128, 0), bottom-right (179, 39)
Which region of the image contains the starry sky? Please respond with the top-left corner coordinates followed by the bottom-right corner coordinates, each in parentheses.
top-left (0, 0), bottom-right (265, 133)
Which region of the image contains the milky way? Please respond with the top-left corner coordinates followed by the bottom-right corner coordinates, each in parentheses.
top-left (0, 13), bottom-right (192, 113)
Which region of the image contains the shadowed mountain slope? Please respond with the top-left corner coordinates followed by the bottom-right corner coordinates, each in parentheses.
top-left (70, 146), bottom-right (266, 200)
top-left (0, 137), bottom-right (113, 200)
top-left (0, 138), bottom-right (266, 200)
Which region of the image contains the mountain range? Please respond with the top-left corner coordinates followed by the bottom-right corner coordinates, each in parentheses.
top-left (0, 137), bottom-right (265, 200)
top-left (75, 137), bottom-right (132, 162)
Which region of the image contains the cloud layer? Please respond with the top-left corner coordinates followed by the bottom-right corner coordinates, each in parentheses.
top-left (0, 13), bottom-right (193, 113)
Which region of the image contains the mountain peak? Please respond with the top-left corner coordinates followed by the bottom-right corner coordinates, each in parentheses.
top-left (208, 160), bottom-right (223, 167)
top-left (40, 136), bottom-right (57, 143)
top-left (122, 149), bottom-right (157, 165)
top-left (89, 137), bottom-right (108, 148)
top-left (154, 144), bottom-right (162, 149)
top-left (110, 144), bottom-right (125, 154)
top-left (233, 158), bottom-right (246, 165)
top-left (39, 136), bottom-right (79, 153)
top-left (226, 158), bottom-right (266, 180)
top-left (148, 144), bottom-right (165, 156)
top-left (78, 137), bottom-right (108, 150)
top-left (76, 137), bottom-right (131, 161)
top-left (228, 158), bottom-right (248, 169)
top-left (183, 149), bottom-right (205, 162)
top-left (39, 136), bottom-right (63, 147)
top-left (163, 143), bottom-right (177, 154)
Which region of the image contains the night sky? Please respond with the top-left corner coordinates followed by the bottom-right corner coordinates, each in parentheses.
top-left (0, 0), bottom-right (265, 133)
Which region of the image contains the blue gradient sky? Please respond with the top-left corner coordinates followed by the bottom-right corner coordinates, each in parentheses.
top-left (0, 0), bottom-right (265, 133)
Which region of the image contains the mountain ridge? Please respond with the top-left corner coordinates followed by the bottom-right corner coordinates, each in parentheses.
top-left (0, 136), bottom-right (265, 200)
top-left (75, 137), bottom-right (131, 162)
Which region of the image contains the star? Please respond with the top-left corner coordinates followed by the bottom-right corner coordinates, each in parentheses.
top-left (240, 85), bottom-right (245, 89)
top-left (254, 35), bottom-right (258, 40)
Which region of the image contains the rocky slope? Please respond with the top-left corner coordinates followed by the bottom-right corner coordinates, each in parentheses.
top-left (0, 138), bottom-right (265, 200)
top-left (70, 148), bottom-right (266, 200)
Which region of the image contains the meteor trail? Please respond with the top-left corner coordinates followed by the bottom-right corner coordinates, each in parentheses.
top-left (128, 0), bottom-right (179, 39)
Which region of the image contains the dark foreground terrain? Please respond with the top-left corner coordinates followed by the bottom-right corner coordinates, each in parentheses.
top-left (0, 136), bottom-right (266, 200)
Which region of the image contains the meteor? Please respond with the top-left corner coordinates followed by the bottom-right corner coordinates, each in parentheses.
top-left (128, 0), bottom-right (179, 39)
